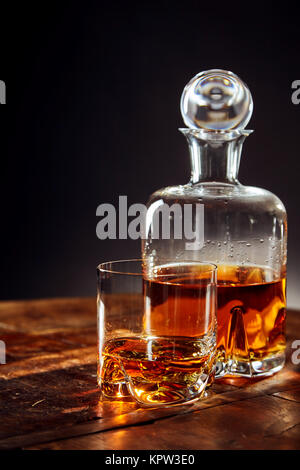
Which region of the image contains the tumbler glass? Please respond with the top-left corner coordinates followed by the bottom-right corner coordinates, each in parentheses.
top-left (97, 259), bottom-right (217, 407)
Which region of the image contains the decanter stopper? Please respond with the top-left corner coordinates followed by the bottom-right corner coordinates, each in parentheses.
top-left (180, 69), bottom-right (253, 130)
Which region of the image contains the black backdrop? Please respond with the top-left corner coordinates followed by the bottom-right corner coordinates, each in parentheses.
top-left (1, 1), bottom-right (299, 306)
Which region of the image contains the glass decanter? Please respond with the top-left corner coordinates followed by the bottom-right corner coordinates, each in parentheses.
top-left (142, 69), bottom-right (287, 378)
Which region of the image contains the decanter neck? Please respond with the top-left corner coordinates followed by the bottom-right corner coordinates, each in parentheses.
top-left (180, 129), bottom-right (252, 185)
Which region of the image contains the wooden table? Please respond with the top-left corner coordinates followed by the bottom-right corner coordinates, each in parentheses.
top-left (0, 297), bottom-right (299, 450)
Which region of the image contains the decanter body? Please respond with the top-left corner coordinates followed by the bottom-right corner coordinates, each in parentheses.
top-left (142, 70), bottom-right (287, 378)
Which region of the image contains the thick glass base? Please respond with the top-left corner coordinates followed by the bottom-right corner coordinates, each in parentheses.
top-left (99, 369), bottom-right (215, 407)
top-left (216, 351), bottom-right (285, 379)
top-left (127, 381), bottom-right (208, 407)
top-left (99, 380), bottom-right (131, 399)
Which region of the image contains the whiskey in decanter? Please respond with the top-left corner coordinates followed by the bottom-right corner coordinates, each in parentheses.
top-left (142, 69), bottom-right (287, 378)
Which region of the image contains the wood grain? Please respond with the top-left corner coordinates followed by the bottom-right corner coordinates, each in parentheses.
top-left (0, 298), bottom-right (299, 450)
top-left (28, 395), bottom-right (300, 450)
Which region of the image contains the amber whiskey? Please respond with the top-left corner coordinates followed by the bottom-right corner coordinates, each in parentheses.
top-left (143, 263), bottom-right (286, 373)
top-left (100, 334), bottom-right (215, 405)
top-left (216, 265), bottom-right (286, 364)
top-left (100, 268), bottom-right (216, 405)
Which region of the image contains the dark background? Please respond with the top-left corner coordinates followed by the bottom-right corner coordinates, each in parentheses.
top-left (1, 1), bottom-right (299, 306)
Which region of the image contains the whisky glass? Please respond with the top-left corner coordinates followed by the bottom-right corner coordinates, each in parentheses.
top-left (97, 259), bottom-right (217, 407)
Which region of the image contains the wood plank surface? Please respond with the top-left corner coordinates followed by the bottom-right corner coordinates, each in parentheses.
top-left (0, 298), bottom-right (299, 450)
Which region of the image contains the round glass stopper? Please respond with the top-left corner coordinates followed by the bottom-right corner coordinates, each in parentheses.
top-left (180, 69), bottom-right (253, 130)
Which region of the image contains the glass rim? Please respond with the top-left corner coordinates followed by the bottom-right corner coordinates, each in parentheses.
top-left (97, 258), bottom-right (217, 277)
